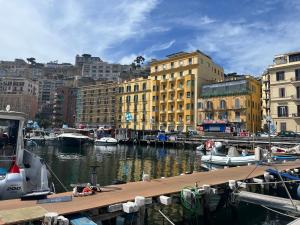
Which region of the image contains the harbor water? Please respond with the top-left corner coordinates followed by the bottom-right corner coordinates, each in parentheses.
top-left (32, 144), bottom-right (293, 225)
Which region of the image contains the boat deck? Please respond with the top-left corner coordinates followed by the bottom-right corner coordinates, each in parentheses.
top-left (0, 161), bottom-right (300, 224)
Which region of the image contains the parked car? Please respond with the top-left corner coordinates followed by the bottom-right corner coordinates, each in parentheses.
top-left (255, 132), bottom-right (276, 137)
top-left (277, 131), bottom-right (300, 137)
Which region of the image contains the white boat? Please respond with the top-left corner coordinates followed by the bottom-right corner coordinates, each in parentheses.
top-left (0, 108), bottom-right (50, 200)
top-left (95, 137), bottom-right (118, 146)
top-left (56, 133), bottom-right (94, 147)
top-left (201, 154), bottom-right (258, 166)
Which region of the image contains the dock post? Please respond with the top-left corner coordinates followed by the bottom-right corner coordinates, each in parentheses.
top-left (135, 196), bottom-right (146, 225)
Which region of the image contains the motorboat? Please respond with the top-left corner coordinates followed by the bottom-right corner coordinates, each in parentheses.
top-left (95, 137), bottom-right (118, 146)
top-left (56, 133), bottom-right (94, 147)
top-left (0, 108), bottom-right (50, 200)
top-left (201, 145), bottom-right (259, 166)
top-left (201, 154), bottom-right (257, 166)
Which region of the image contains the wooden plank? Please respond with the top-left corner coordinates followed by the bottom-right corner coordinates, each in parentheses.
top-left (0, 206), bottom-right (48, 224)
top-left (0, 161), bottom-right (299, 224)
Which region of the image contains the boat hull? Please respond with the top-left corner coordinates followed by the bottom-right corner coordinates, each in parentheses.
top-left (201, 155), bottom-right (258, 166)
top-left (58, 137), bottom-right (93, 147)
top-left (95, 141), bottom-right (118, 146)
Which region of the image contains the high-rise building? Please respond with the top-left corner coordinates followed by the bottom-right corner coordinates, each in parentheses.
top-left (0, 77), bottom-right (38, 119)
top-left (262, 51), bottom-right (300, 132)
top-left (149, 50), bottom-right (224, 132)
top-left (115, 77), bottom-right (152, 130)
top-left (52, 87), bottom-right (78, 127)
top-left (76, 82), bottom-right (117, 127)
top-left (197, 76), bottom-right (262, 133)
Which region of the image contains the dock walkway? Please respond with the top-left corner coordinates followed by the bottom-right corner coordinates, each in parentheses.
top-left (1, 161), bottom-right (300, 224)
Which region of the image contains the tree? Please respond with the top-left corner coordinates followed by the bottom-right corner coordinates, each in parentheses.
top-left (26, 57), bottom-right (36, 66)
top-left (131, 56), bottom-right (145, 70)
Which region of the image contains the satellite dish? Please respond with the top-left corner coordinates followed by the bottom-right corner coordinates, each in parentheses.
top-left (5, 105), bottom-right (10, 112)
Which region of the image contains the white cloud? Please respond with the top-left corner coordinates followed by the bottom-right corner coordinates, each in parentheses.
top-left (0, 0), bottom-right (159, 63)
top-left (189, 19), bottom-right (300, 75)
top-left (146, 40), bottom-right (176, 54)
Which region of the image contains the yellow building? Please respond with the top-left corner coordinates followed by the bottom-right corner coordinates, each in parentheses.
top-left (76, 81), bottom-right (117, 127)
top-left (115, 77), bottom-right (152, 130)
top-left (262, 51), bottom-right (300, 132)
top-left (150, 50), bottom-right (224, 132)
top-left (197, 76), bottom-right (262, 133)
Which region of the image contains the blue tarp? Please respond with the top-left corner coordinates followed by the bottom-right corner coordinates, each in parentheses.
top-left (266, 168), bottom-right (300, 181)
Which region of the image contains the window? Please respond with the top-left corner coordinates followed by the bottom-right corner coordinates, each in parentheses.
top-left (142, 83), bottom-right (147, 90)
top-left (134, 95), bottom-right (138, 102)
top-left (163, 74), bottom-right (166, 80)
top-left (289, 53), bottom-right (300, 63)
top-left (206, 113), bottom-right (213, 120)
top-left (126, 96), bottom-right (131, 103)
top-left (297, 87), bottom-right (300, 99)
top-left (235, 112), bottom-right (240, 121)
top-left (155, 66), bottom-right (158, 72)
top-left (235, 98), bottom-right (240, 108)
top-left (142, 94), bottom-right (146, 101)
top-left (220, 100), bottom-right (226, 109)
top-left (187, 80), bottom-right (191, 88)
top-left (189, 69), bottom-right (192, 74)
top-left (186, 103), bottom-right (191, 110)
top-left (179, 71), bottom-right (183, 77)
top-left (171, 73), bottom-right (174, 78)
top-left (276, 71), bottom-right (285, 81)
top-left (295, 69), bottom-right (300, 81)
top-left (279, 88), bottom-right (285, 98)
top-left (280, 122), bottom-right (287, 132)
top-left (207, 101), bottom-right (213, 109)
top-left (126, 86), bottom-right (131, 92)
top-left (278, 106), bottom-right (288, 117)
top-left (186, 92), bottom-right (191, 98)
top-left (162, 64), bottom-right (166, 70)
top-left (179, 60), bottom-right (183, 66)
top-left (134, 85), bottom-right (139, 92)
top-left (197, 102), bottom-right (203, 109)
top-left (188, 58), bottom-right (192, 65)
top-left (171, 62), bottom-right (174, 68)
top-left (297, 105), bottom-right (300, 117)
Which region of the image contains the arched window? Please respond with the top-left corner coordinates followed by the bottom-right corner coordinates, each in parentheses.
top-left (206, 101), bottom-right (213, 109)
top-left (235, 98), bottom-right (240, 108)
top-left (220, 100), bottom-right (226, 109)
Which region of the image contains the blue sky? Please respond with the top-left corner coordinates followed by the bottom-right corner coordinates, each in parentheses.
top-left (0, 0), bottom-right (299, 75)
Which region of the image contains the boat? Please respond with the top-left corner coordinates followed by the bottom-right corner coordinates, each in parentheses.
top-left (56, 133), bottom-right (94, 147)
top-left (201, 154), bottom-right (258, 166)
top-left (201, 145), bottom-right (259, 166)
top-left (95, 137), bottom-right (118, 146)
top-left (0, 107), bottom-right (50, 200)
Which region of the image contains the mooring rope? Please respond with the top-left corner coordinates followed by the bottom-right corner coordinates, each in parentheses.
top-left (45, 162), bottom-right (69, 192)
top-left (261, 205), bottom-right (298, 219)
top-left (158, 209), bottom-right (175, 225)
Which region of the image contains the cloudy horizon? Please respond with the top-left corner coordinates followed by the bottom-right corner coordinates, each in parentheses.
top-left (0, 0), bottom-right (299, 75)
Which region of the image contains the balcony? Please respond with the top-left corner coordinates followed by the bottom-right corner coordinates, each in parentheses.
top-left (160, 110), bottom-right (166, 114)
top-left (291, 95), bottom-right (300, 101)
top-left (169, 77), bottom-right (175, 81)
top-left (177, 108), bottom-right (183, 113)
top-left (168, 89), bottom-right (175, 92)
top-left (292, 113), bottom-right (300, 118)
top-left (272, 96), bottom-right (293, 101)
top-left (290, 77), bottom-right (300, 84)
top-left (160, 100), bottom-right (166, 103)
top-left (177, 76), bottom-right (184, 80)
top-left (177, 87), bottom-right (184, 91)
top-left (176, 121), bottom-right (183, 125)
top-left (167, 121), bottom-right (175, 125)
top-left (232, 105), bottom-right (246, 110)
top-left (160, 89), bottom-right (167, 93)
top-left (168, 99), bottom-right (174, 103)
top-left (168, 110), bottom-right (174, 114)
top-left (177, 98), bottom-right (184, 102)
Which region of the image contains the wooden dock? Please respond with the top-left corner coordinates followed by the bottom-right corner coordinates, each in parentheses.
top-left (1, 161), bottom-right (300, 224)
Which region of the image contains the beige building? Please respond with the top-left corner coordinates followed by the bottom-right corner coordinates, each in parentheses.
top-left (115, 77), bottom-right (152, 130)
top-left (0, 77), bottom-right (38, 119)
top-left (262, 51), bottom-right (300, 132)
top-left (150, 50), bottom-right (224, 132)
top-left (198, 76), bottom-right (262, 133)
top-left (76, 82), bottom-right (117, 127)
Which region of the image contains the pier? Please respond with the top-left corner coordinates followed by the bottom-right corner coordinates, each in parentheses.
top-left (1, 161), bottom-right (300, 224)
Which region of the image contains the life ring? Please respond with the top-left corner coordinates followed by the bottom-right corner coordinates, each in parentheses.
top-left (205, 140), bottom-right (214, 150)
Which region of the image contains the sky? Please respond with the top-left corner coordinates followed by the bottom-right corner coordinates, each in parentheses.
top-left (0, 0), bottom-right (299, 75)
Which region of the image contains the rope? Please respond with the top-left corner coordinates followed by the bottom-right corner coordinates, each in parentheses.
top-left (158, 209), bottom-right (175, 225)
top-left (180, 186), bottom-right (202, 215)
top-left (45, 162), bottom-right (68, 192)
top-left (261, 205), bottom-right (298, 219)
top-left (241, 180), bottom-right (300, 185)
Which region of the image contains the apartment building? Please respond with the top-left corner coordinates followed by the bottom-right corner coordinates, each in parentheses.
top-left (262, 51), bottom-right (300, 132)
top-left (76, 82), bottom-right (117, 127)
top-left (0, 77), bottom-right (38, 119)
top-left (75, 54), bottom-right (131, 81)
top-left (115, 77), bottom-right (152, 130)
top-left (198, 76), bottom-right (262, 133)
top-left (150, 50), bottom-right (224, 132)
top-left (52, 87), bottom-right (78, 127)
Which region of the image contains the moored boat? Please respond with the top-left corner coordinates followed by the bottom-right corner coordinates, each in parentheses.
top-left (56, 133), bottom-right (94, 147)
top-left (95, 137), bottom-right (118, 146)
top-left (0, 107), bottom-right (50, 200)
top-left (201, 154), bottom-right (258, 166)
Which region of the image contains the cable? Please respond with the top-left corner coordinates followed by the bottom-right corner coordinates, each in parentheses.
top-left (45, 162), bottom-right (68, 192)
top-left (261, 205), bottom-right (298, 219)
top-left (180, 186), bottom-right (202, 215)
